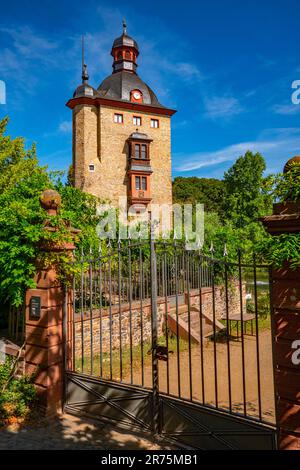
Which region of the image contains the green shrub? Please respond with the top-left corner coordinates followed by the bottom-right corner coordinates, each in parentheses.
top-left (246, 291), bottom-right (270, 317)
top-left (0, 357), bottom-right (36, 420)
top-left (275, 161), bottom-right (300, 202)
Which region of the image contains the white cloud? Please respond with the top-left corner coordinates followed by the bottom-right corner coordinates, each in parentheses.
top-left (42, 120), bottom-right (72, 138)
top-left (0, 26), bottom-right (87, 97)
top-left (203, 95), bottom-right (244, 120)
top-left (0, 26), bottom-right (62, 98)
top-left (175, 128), bottom-right (300, 173)
top-left (58, 121), bottom-right (72, 134)
top-left (0, 16), bottom-right (205, 108)
top-left (0, 26), bottom-right (58, 61)
top-left (158, 59), bottom-right (203, 83)
top-left (273, 103), bottom-right (300, 115)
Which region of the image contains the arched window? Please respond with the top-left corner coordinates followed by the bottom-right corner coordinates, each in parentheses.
top-left (125, 50), bottom-right (131, 60)
top-left (117, 51), bottom-right (122, 60)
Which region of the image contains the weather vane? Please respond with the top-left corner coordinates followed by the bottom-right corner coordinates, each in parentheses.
top-left (81, 35), bottom-right (89, 84)
top-left (122, 18), bottom-right (127, 35)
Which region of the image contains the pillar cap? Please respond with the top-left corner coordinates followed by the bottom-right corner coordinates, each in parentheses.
top-left (283, 156), bottom-right (300, 173)
top-left (40, 190), bottom-right (61, 215)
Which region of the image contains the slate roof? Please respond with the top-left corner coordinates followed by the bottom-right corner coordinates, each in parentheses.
top-left (97, 71), bottom-right (164, 107)
top-left (112, 33), bottom-right (139, 51)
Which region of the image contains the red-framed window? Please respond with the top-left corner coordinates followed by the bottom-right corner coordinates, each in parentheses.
top-left (134, 143), bottom-right (148, 159)
top-left (135, 176), bottom-right (147, 190)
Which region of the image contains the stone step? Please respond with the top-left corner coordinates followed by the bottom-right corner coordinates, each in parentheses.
top-left (168, 305), bottom-right (225, 343)
top-left (169, 304), bottom-right (193, 315)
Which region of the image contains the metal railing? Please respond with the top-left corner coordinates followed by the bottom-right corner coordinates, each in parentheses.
top-left (66, 240), bottom-right (276, 427)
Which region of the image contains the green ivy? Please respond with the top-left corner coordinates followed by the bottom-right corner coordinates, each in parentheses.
top-left (0, 117), bottom-right (107, 306)
top-left (259, 232), bottom-right (300, 268)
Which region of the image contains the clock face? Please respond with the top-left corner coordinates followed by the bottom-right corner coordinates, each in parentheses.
top-left (123, 61), bottom-right (133, 70)
top-left (133, 91), bottom-right (141, 100)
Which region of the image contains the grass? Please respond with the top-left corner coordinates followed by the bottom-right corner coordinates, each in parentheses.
top-left (74, 334), bottom-right (191, 381)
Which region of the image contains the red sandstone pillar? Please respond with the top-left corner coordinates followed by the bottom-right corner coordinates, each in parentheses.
top-left (261, 198), bottom-right (300, 450)
top-left (25, 190), bottom-right (76, 416)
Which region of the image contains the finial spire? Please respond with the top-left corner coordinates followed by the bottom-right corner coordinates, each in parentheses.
top-left (81, 35), bottom-right (89, 84)
top-left (122, 18), bottom-right (127, 35)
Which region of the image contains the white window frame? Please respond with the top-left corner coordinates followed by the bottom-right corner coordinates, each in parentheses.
top-left (114, 113), bottom-right (123, 124)
top-left (88, 164), bottom-right (95, 172)
top-left (133, 116), bottom-right (141, 126)
top-left (150, 118), bottom-right (159, 129)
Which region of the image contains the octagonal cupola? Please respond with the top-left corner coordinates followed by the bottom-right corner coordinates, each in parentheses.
top-left (111, 19), bottom-right (139, 74)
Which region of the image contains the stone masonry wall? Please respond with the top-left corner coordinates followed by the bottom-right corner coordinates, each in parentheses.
top-left (187, 282), bottom-right (246, 319)
top-left (74, 283), bottom-right (244, 358)
top-left (74, 298), bottom-right (167, 358)
top-left (73, 104), bottom-right (172, 208)
top-left (73, 105), bottom-right (98, 190)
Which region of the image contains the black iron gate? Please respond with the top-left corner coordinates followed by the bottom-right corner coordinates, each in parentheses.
top-left (64, 238), bottom-right (277, 450)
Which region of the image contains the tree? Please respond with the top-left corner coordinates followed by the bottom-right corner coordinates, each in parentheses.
top-left (55, 182), bottom-right (104, 252)
top-left (0, 117), bottom-right (51, 306)
top-left (0, 117), bottom-right (102, 307)
top-left (172, 177), bottom-right (226, 218)
top-left (223, 151), bottom-right (273, 228)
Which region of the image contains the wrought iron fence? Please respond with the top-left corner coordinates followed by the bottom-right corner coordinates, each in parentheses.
top-left (72, 242), bottom-right (213, 313)
top-left (66, 240), bottom-right (276, 427)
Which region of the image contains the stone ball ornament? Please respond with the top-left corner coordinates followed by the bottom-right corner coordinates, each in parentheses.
top-left (283, 155), bottom-right (300, 173)
top-left (40, 189), bottom-right (62, 214)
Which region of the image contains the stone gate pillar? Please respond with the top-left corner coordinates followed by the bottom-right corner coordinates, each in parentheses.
top-left (261, 159), bottom-right (300, 450)
top-left (25, 190), bottom-right (77, 416)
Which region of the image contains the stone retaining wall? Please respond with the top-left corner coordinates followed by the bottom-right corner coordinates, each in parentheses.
top-left (74, 298), bottom-right (167, 357)
top-left (74, 282), bottom-right (245, 357)
top-left (186, 282), bottom-right (246, 319)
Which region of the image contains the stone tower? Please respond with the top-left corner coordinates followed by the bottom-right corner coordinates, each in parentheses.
top-left (66, 22), bottom-right (176, 210)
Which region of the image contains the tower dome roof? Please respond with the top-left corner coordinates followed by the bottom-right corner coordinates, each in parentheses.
top-left (73, 83), bottom-right (98, 98)
top-left (112, 19), bottom-right (139, 51)
top-left (97, 71), bottom-right (162, 106)
top-left (112, 33), bottom-right (139, 51)
top-left (69, 21), bottom-right (175, 114)
top-left (73, 62), bottom-right (99, 98)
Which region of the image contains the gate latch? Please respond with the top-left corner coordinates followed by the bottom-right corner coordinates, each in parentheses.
top-left (156, 345), bottom-right (168, 361)
top-left (147, 345), bottom-right (174, 361)
top-left (157, 345), bottom-right (174, 361)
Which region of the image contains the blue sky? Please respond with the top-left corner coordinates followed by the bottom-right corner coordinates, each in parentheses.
top-left (0, 0), bottom-right (300, 180)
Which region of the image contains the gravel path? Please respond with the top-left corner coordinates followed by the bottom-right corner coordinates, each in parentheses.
top-left (128, 330), bottom-right (275, 423)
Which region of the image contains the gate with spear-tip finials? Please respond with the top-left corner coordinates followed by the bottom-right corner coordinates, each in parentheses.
top-left (63, 233), bottom-right (277, 450)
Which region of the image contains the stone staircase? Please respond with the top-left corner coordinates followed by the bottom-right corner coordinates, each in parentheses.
top-left (167, 304), bottom-right (225, 343)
